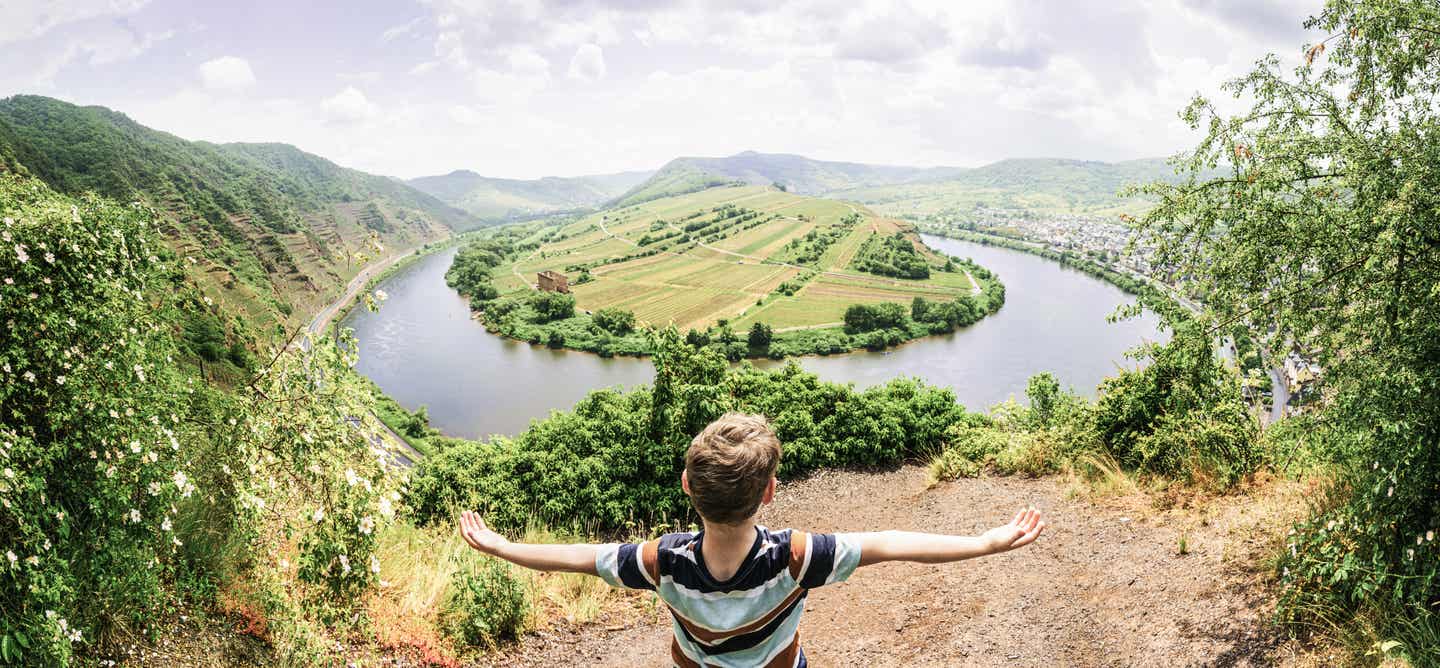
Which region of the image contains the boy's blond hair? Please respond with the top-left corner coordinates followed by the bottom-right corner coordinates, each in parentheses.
top-left (685, 413), bottom-right (782, 525)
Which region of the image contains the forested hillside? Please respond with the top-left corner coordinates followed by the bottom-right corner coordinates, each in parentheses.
top-left (408, 168), bottom-right (651, 221)
top-left (615, 150), bottom-right (961, 205)
top-left (0, 95), bottom-right (471, 333)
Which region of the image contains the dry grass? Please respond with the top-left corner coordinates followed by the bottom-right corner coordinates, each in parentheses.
top-left (363, 520), bottom-right (623, 665)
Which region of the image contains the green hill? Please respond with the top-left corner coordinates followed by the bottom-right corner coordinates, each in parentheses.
top-left (0, 95), bottom-right (474, 329)
top-left (828, 157), bottom-right (1185, 219)
top-left (408, 168), bottom-right (651, 221)
top-left (615, 151), bottom-right (961, 206)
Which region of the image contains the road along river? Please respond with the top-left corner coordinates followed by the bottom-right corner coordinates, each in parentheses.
top-left (342, 235), bottom-right (1167, 440)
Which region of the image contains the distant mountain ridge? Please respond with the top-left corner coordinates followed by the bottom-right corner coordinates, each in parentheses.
top-left (0, 95), bottom-right (475, 328)
top-left (614, 150), bottom-right (966, 206)
top-left (407, 168), bottom-right (652, 221)
top-left (611, 151), bottom-right (1181, 217)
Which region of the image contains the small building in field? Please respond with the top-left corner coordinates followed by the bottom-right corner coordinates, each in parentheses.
top-left (537, 270), bottom-right (570, 293)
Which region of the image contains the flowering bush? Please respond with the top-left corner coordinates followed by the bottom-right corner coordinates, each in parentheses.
top-left (0, 174), bottom-right (406, 664)
top-left (0, 176), bottom-right (189, 664)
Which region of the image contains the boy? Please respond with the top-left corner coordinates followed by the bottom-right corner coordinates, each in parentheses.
top-left (458, 412), bottom-right (1046, 667)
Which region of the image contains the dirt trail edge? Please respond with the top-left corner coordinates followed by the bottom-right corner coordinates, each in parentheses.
top-left (494, 466), bottom-right (1312, 667)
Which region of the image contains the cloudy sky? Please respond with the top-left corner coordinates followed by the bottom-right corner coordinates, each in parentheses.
top-left (1, 0), bottom-right (1320, 180)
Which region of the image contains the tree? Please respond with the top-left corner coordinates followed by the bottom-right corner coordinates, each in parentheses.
top-left (1025, 373), bottom-right (1061, 428)
top-left (593, 307), bottom-right (636, 335)
top-left (528, 291), bottom-right (575, 323)
top-left (748, 322), bottom-right (774, 349)
top-left (1133, 0), bottom-right (1440, 642)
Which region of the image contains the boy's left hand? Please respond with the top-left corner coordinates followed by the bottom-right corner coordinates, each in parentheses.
top-left (459, 510), bottom-right (507, 554)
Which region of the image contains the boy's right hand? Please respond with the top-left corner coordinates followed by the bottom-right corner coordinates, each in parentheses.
top-left (980, 507), bottom-right (1046, 554)
top-left (459, 510), bottom-right (508, 555)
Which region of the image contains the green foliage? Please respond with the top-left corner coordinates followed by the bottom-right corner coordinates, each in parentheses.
top-left (0, 175), bottom-right (406, 664)
top-left (1026, 373), bottom-right (1061, 428)
top-left (440, 558), bottom-right (529, 649)
top-left (405, 328), bottom-right (977, 533)
top-left (1133, 0), bottom-right (1440, 650)
top-left (592, 308), bottom-right (636, 335)
top-left (1091, 333), bottom-right (1259, 487)
top-left (445, 240), bottom-right (510, 304)
top-left (0, 176), bottom-right (189, 664)
top-left (842, 302), bottom-right (909, 334)
top-left (851, 232), bottom-right (931, 279)
top-left (528, 291), bottom-right (575, 323)
top-left (747, 322), bottom-right (773, 349)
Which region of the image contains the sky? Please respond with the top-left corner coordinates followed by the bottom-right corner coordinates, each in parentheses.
top-left (0, 0), bottom-right (1321, 180)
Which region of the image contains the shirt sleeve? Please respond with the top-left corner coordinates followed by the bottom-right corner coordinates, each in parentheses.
top-left (594, 541), bottom-right (658, 591)
top-left (797, 532), bottom-right (863, 588)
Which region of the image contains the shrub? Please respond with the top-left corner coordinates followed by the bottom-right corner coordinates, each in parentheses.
top-left (440, 558), bottom-right (529, 649)
top-left (592, 308), bottom-right (635, 335)
top-left (528, 292), bottom-right (575, 323)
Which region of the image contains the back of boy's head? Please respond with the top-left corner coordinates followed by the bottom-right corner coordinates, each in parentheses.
top-left (685, 413), bottom-right (782, 526)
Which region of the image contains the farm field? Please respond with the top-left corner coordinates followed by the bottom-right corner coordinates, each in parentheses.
top-left (493, 185), bottom-right (980, 331)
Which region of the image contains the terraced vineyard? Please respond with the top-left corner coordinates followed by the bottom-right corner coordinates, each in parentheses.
top-left (494, 185), bottom-right (979, 331)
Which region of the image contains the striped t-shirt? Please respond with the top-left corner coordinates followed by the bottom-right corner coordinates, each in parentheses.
top-left (596, 526), bottom-right (863, 667)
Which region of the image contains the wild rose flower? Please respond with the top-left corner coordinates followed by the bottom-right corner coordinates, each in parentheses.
top-left (22, 371), bottom-right (34, 383)
top-left (128, 509), bottom-right (141, 523)
top-left (14, 245), bottom-right (27, 263)
top-left (338, 554), bottom-right (351, 576)
top-left (345, 468), bottom-right (358, 487)
top-left (312, 508), bottom-right (324, 523)
top-left (369, 554), bottom-right (381, 574)
top-left (44, 252), bottom-right (54, 264)
top-left (378, 496), bottom-right (394, 520)
top-left (358, 515), bottom-right (374, 535)
top-left (4, 550), bottom-right (15, 566)
top-left (161, 517), bottom-right (172, 532)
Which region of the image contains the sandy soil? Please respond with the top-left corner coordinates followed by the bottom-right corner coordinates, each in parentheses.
top-left (490, 466), bottom-right (1321, 667)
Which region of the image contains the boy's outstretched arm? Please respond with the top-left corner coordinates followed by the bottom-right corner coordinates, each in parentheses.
top-left (458, 510), bottom-right (599, 575)
top-left (855, 507), bottom-right (1046, 567)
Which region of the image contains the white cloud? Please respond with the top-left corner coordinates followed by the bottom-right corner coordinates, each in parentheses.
top-left (0, 0), bottom-right (151, 46)
top-left (320, 86), bottom-right (378, 123)
top-left (199, 56), bottom-right (255, 91)
top-left (566, 43), bottom-right (606, 80)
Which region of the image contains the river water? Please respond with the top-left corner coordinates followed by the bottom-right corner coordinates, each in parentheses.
top-left (343, 235), bottom-right (1166, 440)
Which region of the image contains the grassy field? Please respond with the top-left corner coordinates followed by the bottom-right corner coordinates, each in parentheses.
top-left (493, 185), bottom-right (978, 331)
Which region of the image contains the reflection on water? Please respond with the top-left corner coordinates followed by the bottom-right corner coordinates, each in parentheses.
top-left (345, 235), bottom-right (1166, 440)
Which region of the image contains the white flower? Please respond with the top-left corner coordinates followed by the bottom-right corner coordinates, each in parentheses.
top-left (374, 289), bottom-right (388, 301)
top-left (146, 451), bottom-right (157, 463)
top-left (55, 375), bottom-right (65, 385)
top-left (68, 628), bottom-right (81, 643)
top-left (1410, 549), bottom-right (1417, 560)
top-left (1429, 531), bottom-right (1435, 542)
top-left (130, 441), bottom-right (142, 454)
top-left (25, 556), bottom-right (37, 566)
top-left (4, 550), bottom-right (15, 566)
top-left (172, 470), bottom-right (188, 489)
top-left (22, 371), bottom-right (34, 383)
top-left (369, 554), bottom-right (381, 574)
top-left (279, 557), bottom-right (289, 570)
top-left (312, 508), bottom-right (324, 523)
top-left (128, 509), bottom-right (141, 523)
top-left (14, 245), bottom-right (27, 263)
top-left (377, 497), bottom-right (394, 520)
top-left (338, 554), bottom-right (351, 575)
top-left (133, 364), bottom-right (145, 382)
top-left (148, 481), bottom-right (163, 496)
top-left (358, 515), bottom-right (374, 535)
top-left (1387, 486), bottom-right (1394, 497)
top-left (2, 467), bottom-right (12, 479)
top-left (44, 252), bottom-right (54, 264)
top-left (161, 517), bottom-right (172, 532)
top-left (345, 468), bottom-right (358, 487)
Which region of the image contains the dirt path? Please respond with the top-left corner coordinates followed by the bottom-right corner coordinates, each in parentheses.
top-left (493, 467), bottom-right (1311, 667)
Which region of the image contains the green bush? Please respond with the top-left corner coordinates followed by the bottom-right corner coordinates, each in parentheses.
top-left (405, 330), bottom-right (978, 533)
top-left (441, 558), bottom-right (529, 649)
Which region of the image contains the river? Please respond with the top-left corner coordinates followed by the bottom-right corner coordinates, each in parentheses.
top-left (342, 235), bottom-right (1167, 440)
